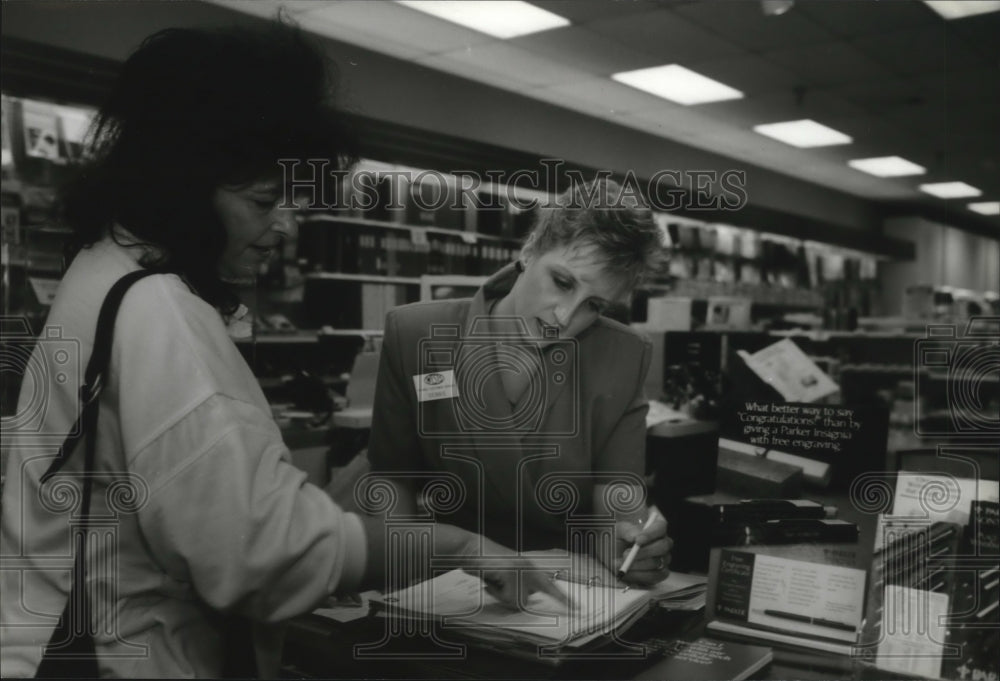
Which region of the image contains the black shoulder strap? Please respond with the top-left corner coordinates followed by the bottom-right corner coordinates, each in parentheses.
top-left (35, 268), bottom-right (160, 679)
top-left (40, 269), bottom-right (160, 484)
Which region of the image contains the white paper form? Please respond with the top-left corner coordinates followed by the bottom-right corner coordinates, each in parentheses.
top-left (876, 585), bottom-right (949, 680)
top-left (746, 554), bottom-right (866, 643)
top-left (375, 569), bottom-right (648, 644)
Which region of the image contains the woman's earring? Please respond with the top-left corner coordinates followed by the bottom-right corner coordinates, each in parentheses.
top-left (515, 260), bottom-right (525, 273)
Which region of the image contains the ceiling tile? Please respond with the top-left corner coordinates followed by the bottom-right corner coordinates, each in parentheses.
top-left (418, 42), bottom-right (590, 89)
top-left (299, 1), bottom-right (495, 58)
top-left (761, 41), bottom-right (896, 87)
top-left (946, 13), bottom-right (1000, 63)
top-left (852, 26), bottom-right (988, 77)
top-left (527, 0), bottom-right (661, 24)
top-left (880, 106), bottom-right (950, 140)
top-left (509, 25), bottom-right (655, 75)
top-left (795, 0), bottom-right (938, 38)
top-left (206, 0), bottom-right (319, 18)
top-left (672, 1), bottom-right (839, 52)
top-left (615, 107), bottom-right (717, 142)
top-left (586, 9), bottom-right (747, 63)
top-left (212, 0), bottom-right (999, 205)
top-left (942, 152), bottom-right (1000, 187)
top-left (703, 91), bottom-right (868, 129)
top-left (697, 95), bottom-right (792, 129)
top-left (828, 77), bottom-right (939, 116)
top-left (923, 68), bottom-right (1000, 103)
top-left (531, 77), bottom-right (672, 115)
top-left (413, 50), bottom-right (530, 93)
top-left (684, 53), bottom-right (801, 96)
top-left (821, 113), bottom-right (916, 148)
top-left (940, 133), bottom-right (1000, 158)
top-left (945, 104), bottom-right (1000, 136)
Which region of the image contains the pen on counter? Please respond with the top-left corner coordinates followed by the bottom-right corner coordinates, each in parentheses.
top-left (616, 508), bottom-right (663, 582)
top-left (762, 609), bottom-right (857, 633)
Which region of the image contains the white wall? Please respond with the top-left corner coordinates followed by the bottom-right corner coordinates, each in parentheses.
top-left (879, 216), bottom-right (1000, 314)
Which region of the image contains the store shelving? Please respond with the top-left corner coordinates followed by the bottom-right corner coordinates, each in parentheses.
top-left (303, 272), bottom-right (422, 286)
top-left (301, 213), bottom-right (514, 244)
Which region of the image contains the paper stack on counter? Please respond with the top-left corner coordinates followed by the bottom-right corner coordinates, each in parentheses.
top-left (648, 571), bottom-right (708, 612)
top-left (645, 399), bottom-right (693, 429)
top-left (312, 591), bottom-right (378, 623)
top-left (369, 568), bottom-right (651, 655)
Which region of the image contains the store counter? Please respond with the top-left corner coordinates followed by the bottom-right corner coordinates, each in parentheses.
top-left (281, 483), bottom-right (882, 681)
top-left (278, 412), bottom-right (937, 679)
top-left (280, 598), bottom-right (861, 680)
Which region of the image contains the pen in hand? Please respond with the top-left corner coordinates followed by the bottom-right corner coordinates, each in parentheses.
top-left (616, 508), bottom-right (664, 582)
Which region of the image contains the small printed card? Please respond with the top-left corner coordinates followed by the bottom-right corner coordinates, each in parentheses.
top-left (413, 369), bottom-right (459, 402)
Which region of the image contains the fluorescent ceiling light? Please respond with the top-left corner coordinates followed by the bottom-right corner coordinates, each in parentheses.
top-left (847, 156), bottom-right (926, 178)
top-left (923, 1), bottom-right (1000, 20)
top-left (752, 119), bottom-right (852, 148)
top-left (919, 181), bottom-right (982, 199)
top-left (395, 1), bottom-right (569, 39)
top-left (968, 201), bottom-right (1000, 216)
top-left (761, 0), bottom-right (795, 17)
top-left (611, 64), bottom-right (744, 105)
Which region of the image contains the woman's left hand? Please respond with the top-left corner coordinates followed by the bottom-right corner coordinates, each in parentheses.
top-left (607, 512), bottom-right (672, 587)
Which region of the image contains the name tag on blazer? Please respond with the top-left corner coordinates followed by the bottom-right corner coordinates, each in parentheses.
top-left (413, 370), bottom-right (459, 402)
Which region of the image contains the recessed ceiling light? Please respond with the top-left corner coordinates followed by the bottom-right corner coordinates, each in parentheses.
top-left (761, 0), bottom-right (796, 17)
top-left (752, 119), bottom-right (852, 148)
top-left (848, 156), bottom-right (926, 178)
top-left (395, 1), bottom-right (569, 39)
top-left (923, 1), bottom-right (1000, 20)
top-left (968, 201), bottom-right (1000, 216)
top-left (611, 64), bottom-right (744, 105)
top-left (919, 182), bottom-right (983, 199)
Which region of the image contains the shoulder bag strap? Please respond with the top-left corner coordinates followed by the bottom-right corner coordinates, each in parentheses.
top-left (35, 268), bottom-right (160, 678)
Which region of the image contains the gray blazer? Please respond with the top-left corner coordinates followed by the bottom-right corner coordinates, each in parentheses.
top-left (367, 264), bottom-right (652, 551)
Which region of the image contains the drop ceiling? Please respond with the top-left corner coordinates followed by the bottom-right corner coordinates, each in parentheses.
top-left (211, 0), bottom-right (999, 224)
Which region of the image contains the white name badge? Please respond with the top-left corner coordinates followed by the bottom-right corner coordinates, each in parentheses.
top-left (413, 370), bottom-right (459, 403)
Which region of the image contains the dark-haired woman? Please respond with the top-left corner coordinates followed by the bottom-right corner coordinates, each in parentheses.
top-left (0, 25), bottom-right (560, 678)
top-left (368, 180), bottom-right (673, 587)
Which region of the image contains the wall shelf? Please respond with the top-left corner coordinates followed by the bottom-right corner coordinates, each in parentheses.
top-left (300, 213), bottom-right (519, 244)
top-left (303, 272), bottom-right (421, 285)
top-left (234, 332), bottom-right (321, 345)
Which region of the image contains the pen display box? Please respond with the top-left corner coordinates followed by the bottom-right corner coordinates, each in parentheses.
top-left (856, 468), bottom-right (1000, 681)
top-left (704, 546), bottom-right (866, 655)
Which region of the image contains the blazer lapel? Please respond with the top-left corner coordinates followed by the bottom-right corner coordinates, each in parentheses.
top-left (452, 288), bottom-right (529, 523)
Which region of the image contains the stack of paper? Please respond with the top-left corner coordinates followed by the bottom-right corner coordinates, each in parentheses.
top-left (649, 571), bottom-right (707, 612)
top-left (645, 399), bottom-right (693, 429)
top-left (312, 591), bottom-right (378, 624)
top-left (370, 569), bottom-right (651, 654)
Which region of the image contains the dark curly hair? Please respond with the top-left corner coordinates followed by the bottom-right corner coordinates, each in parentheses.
top-left (62, 22), bottom-right (355, 313)
top-left (525, 178), bottom-right (666, 291)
